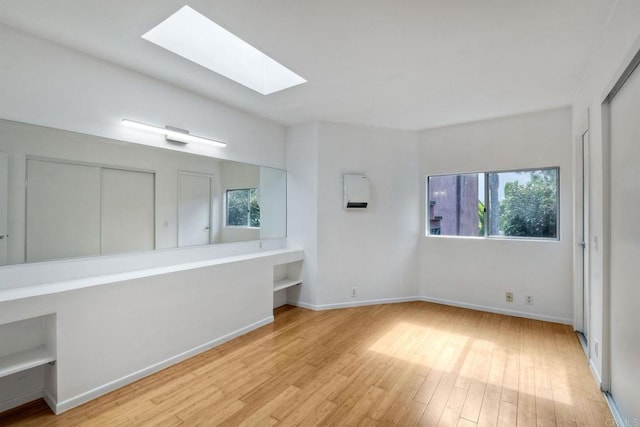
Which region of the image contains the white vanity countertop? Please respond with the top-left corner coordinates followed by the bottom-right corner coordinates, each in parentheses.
top-left (0, 248), bottom-right (303, 303)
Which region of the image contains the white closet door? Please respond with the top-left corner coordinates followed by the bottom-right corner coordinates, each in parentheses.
top-left (27, 159), bottom-right (101, 262)
top-left (0, 153), bottom-right (8, 265)
top-left (101, 168), bottom-right (155, 254)
top-left (609, 61), bottom-right (640, 420)
top-left (178, 173), bottom-right (212, 247)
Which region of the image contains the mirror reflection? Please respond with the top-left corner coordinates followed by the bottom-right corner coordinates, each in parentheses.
top-left (0, 119), bottom-right (286, 266)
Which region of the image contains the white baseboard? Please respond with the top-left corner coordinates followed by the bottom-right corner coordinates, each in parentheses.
top-left (288, 296), bottom-right (421, 311)
top-left (419, 296), bottom-right (572, 325)
top-left (53, 316), bottom-right (274, 414)
top-left (287, 300), bottom-right (316, 310)
top-left (42, 389), bottom-right (56, 413)
top-left (0, 390), bottom-right (43, 414)
top-left (589, 358), bottom-right (603, 386)
top-left (290, 295), bottom-right (572, 325)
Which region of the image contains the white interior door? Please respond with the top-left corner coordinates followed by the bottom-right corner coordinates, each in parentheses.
top-left (0, 153), bottom-right (8, 265)
top-left (609, 59), bottom-right (640, 420)
top-left (178, 172), bottom-right (212, 247)
top-left (101, 168), bottom-right (155, 255)
top-left (26, 159), bottom-right (101, 262)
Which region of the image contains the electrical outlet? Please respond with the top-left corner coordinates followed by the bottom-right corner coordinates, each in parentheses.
top-left (525, 295), bottom-right (534, 305)
top-left (351, 287), bottom-right (357, 297)
top-left (594, 340), bottom-right (599, 358)
top-left (505, 292), bottom-right (514, 303)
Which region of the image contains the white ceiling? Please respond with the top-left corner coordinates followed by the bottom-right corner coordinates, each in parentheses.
top-left (0, 0), bottom-right (615, 130)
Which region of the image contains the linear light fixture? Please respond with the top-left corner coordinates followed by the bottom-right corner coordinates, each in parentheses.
top-left (121, 119), bottom-right (226, 147)
top-left (141, 5), bottom-right (306, 95)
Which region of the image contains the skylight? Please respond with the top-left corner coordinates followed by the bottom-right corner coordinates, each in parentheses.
top-left (142, 6), bottom-right (306, 95)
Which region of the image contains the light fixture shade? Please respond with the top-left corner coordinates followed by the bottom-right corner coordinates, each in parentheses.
top-left (121, 119), bottom-right (226, 147)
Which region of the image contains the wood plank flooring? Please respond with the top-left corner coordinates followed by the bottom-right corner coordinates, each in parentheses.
top-left (0, 302), bottom-right (613, 426)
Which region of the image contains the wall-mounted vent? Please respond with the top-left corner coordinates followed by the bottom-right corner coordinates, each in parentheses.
top-left (343, 174), bottom-right (369, 208)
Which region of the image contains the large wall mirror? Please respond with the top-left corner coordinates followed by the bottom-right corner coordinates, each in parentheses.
top-left (0, 119), bottom-right (286, 266)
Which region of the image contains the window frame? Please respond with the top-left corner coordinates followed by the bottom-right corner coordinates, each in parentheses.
top-left (225, 187), bottom-right (260, 229)
top-left (426, 166), bottom-right (560, 241)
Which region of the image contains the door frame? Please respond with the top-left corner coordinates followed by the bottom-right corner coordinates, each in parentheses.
top-left (573, 117), bottom-right (590, 343)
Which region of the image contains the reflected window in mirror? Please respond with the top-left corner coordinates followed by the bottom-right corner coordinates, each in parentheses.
top-left (226, 188), bottom-right (260, 228)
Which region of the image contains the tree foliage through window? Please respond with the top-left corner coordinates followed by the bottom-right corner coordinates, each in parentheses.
top-left (499, 170), bottom-right (557, 238)
top-left (227, 188), bottom-right (260, 227)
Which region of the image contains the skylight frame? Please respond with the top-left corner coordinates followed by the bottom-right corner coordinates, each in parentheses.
top-left (142, 5), bottom-right (306, 95)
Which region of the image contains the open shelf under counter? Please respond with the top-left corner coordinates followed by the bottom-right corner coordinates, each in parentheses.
top-left (273, 259), bottom-right (303, 308)
top-left (0, 346), bottom-right (55, 379)
top-left (273, 278), bottom-right (302, 292)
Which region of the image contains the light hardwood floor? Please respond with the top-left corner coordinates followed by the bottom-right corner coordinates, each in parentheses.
top-left (1, 302), bottom-right (612, 426)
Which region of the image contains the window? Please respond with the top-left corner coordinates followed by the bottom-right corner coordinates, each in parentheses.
top-left (226, 188), bottom-right (260, 228)
top-left (428, 173), bottom-right (484, 237)
top-left (427, 168), bottom-right (558, 239)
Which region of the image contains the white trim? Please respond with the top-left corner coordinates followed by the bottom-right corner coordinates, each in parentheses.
top-left (589, 358), bottom-right (603, 387)
top-left (573, 120), bottom-right (591, 341)
top-left (287, 296), bottom-right (421, 311)
top-left (601, 97), bottom-right (612, 393)
top-left (419, 296), bottom-right (573, 325)
top-left (42, 389), bottom-right (56, 414)
top-left (603, 393), bottom-right (625, 427)
top-left (0, 389), bottom-right (43, 414)
top-left (287, 300), bottom-right (317, 310)
top-left (600, 34), bottom-right (640, 103)
top-left (53, 316), bottom-right (273, 414)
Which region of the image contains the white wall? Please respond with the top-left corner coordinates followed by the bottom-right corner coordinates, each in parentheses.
top-left (570, 0), bottom-right (640, 418)
top-left (285, 123), bottom-right (319, 307)
top-left (286, 122), bottom-right (420, 308)
top-left (419, 108), bottom-right (574, 323)
top-left (316, 123), bottom-right (420, 306)
top-left (0, 23), bottom-right (285, 169)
